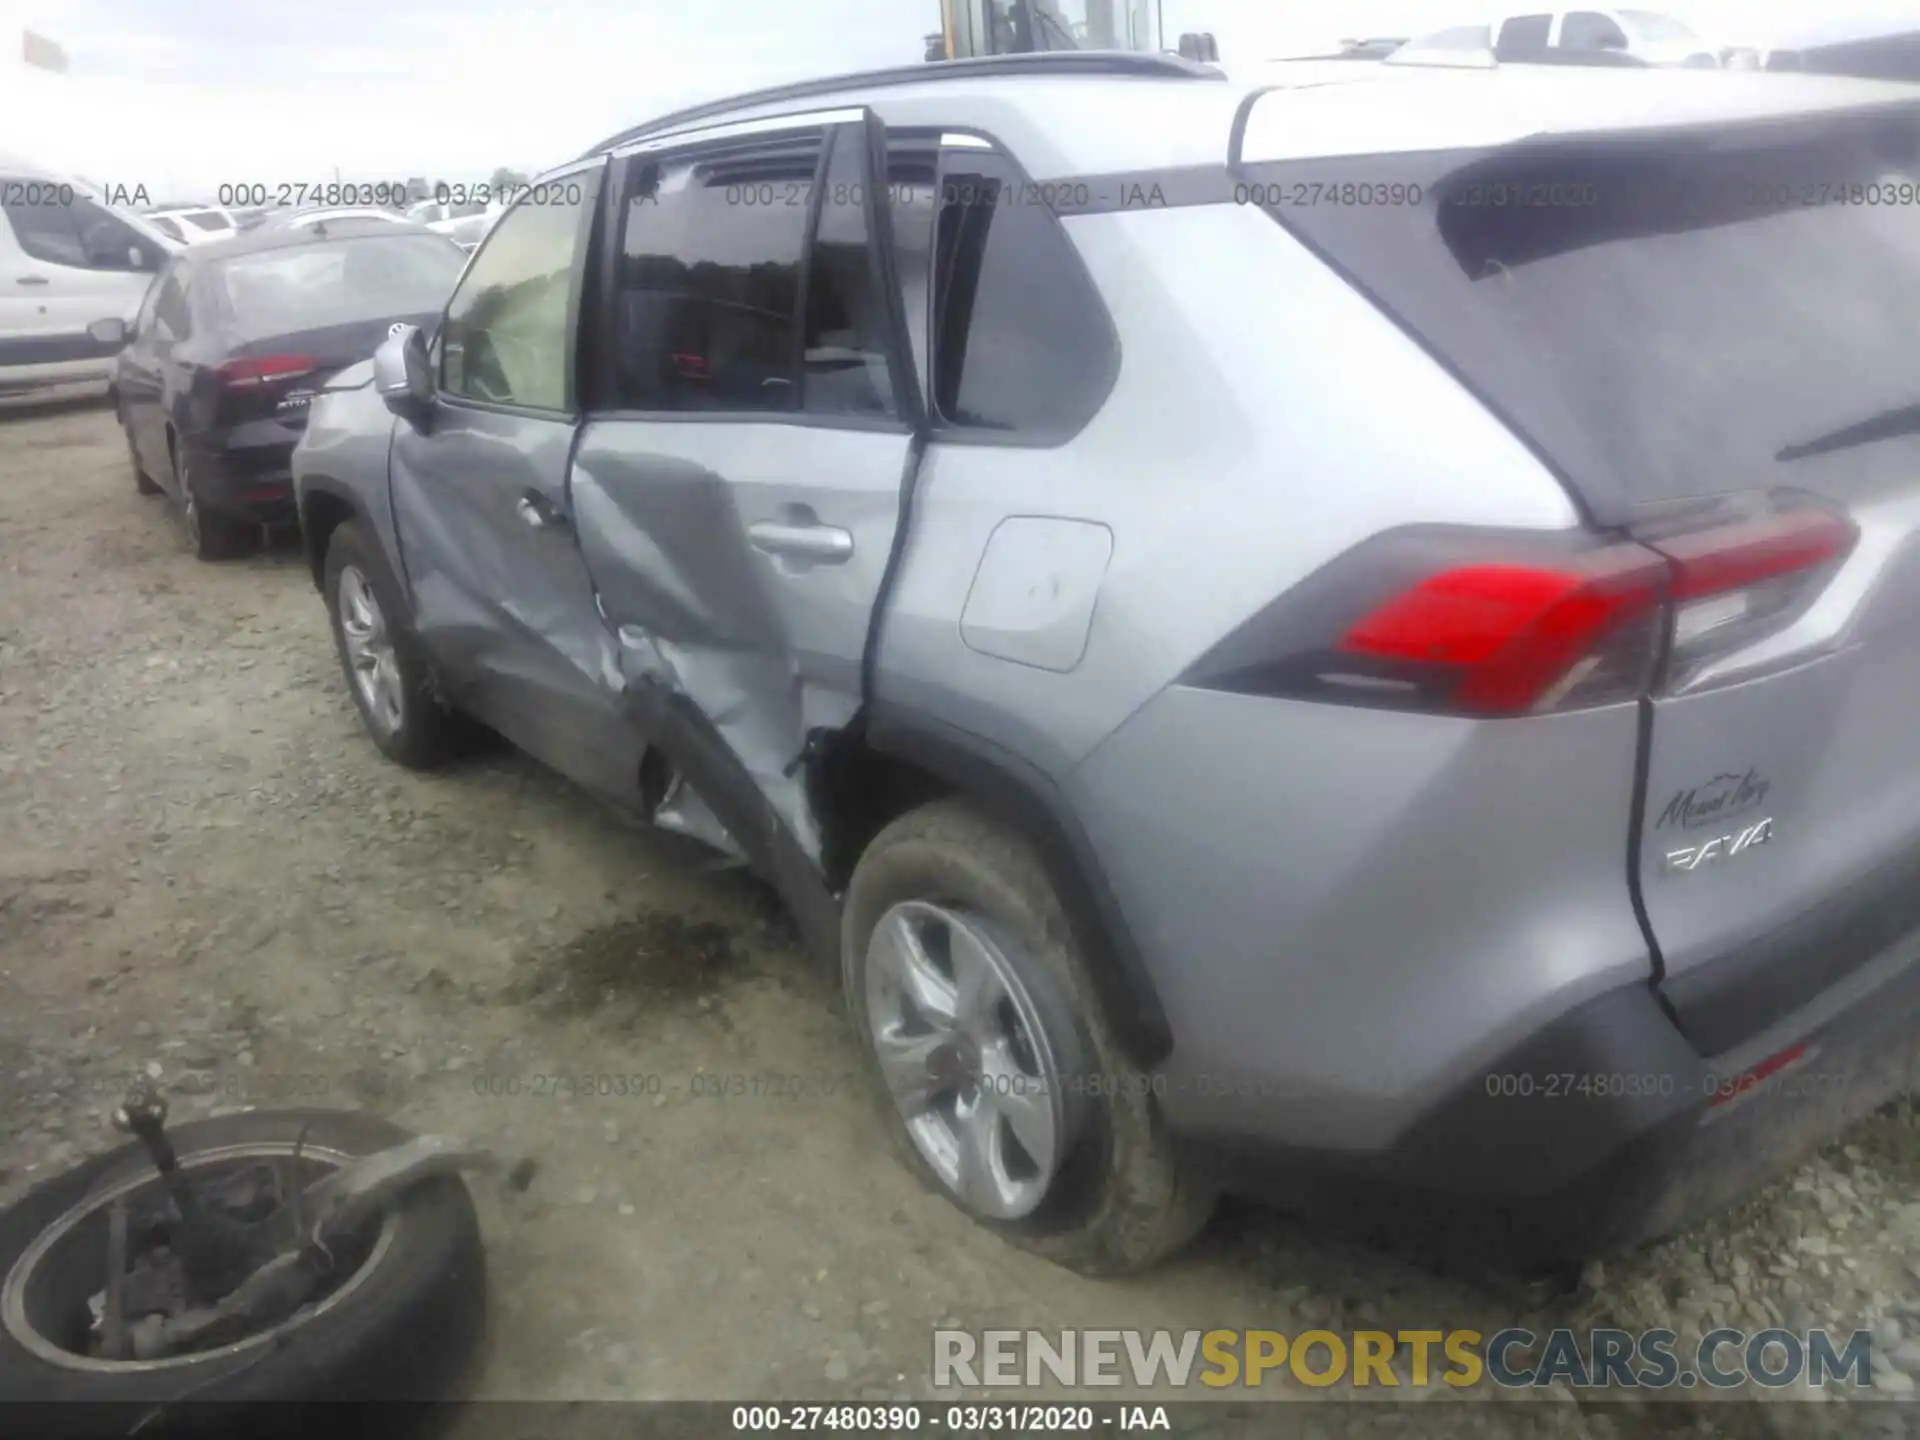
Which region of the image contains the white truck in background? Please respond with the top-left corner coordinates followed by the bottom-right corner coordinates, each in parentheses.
top-left (0, 156), bottom-right (178, 393)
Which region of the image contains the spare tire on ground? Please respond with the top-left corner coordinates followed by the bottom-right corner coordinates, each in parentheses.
top-left (0, 1108), bottom-right (486, 1437)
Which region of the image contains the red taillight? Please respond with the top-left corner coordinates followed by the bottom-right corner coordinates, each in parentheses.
top-left (1662, 508), bottom-right (1856, 601)
top-left (218, 355), bottom-right (318, 389)
top-left (1341, 558), bottom-right (1666, 715)
top-left (1648, 502), bottom-right (1857, 689)
top-left (1186, 493), bottom-right (1856, 718)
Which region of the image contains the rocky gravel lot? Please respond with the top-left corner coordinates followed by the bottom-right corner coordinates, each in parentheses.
top-left (1, 396), bottom-right (1917, 1437)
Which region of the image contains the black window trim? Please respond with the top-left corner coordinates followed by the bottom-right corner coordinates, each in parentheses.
top-left (433, 154), bottom-right (606, 424)
top-left (579, 115), bottom-right (1121, 447)
top-left (583, 111), bottom-right (916, 435)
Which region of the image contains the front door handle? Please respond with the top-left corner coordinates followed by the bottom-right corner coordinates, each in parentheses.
top-left (748, 520), bottom-right (853, 564)
top-left (517, 491), bottom-right (569, 532)
top-left (16, 275), bottom-right (49, 286)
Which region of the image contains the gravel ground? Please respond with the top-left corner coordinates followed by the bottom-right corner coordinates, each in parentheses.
top-left (1, 397), bottom-right (1917, 1436)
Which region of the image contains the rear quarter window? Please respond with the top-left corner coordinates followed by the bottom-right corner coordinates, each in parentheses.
top-left (928, 147), bottom-right (1118, 443)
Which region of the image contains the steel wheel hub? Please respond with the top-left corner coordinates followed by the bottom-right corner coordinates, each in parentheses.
top-left (864, 900), bottom-right (1078, 1220)
top-left (336, 565), bottom-right (404, 735)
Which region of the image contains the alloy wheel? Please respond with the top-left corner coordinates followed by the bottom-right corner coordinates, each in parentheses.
top-left (335, 565), bottom-right (405, 736)
top-left (864, 900), bottom-right (1079, 1220)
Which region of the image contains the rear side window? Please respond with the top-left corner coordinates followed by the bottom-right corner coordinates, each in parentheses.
top-left (1558, 12), bottom-right (1628, 49)
top-left (1242, 108), bottom-right (1920, 514)
top-left (929, 148), bottom-right (1116, 440)
top-left (152, 270), bottom-right (192, 339)
top-left (611, 140), bottom-right (818, 413)
top-left (1496, 14), bottom-right (1552, 54)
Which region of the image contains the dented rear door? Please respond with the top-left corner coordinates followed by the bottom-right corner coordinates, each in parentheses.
top-left (571, 109), bottom-right (922, 860)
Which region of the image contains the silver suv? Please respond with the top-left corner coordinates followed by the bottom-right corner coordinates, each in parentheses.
top-left (293, 52), bottom-right (1920, 1275)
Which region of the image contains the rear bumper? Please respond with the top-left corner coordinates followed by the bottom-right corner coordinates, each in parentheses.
top-left (1205, 947), bottom-right (1919, 1264)
top-left (182, 427), bottom-right (301, 522)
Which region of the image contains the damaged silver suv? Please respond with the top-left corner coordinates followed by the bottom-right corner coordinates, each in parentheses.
top-left (294, 52), bottom-right (1920, 1275)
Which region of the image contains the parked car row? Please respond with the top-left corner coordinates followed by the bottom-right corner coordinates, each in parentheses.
top-left (244, 51), bottom-right (1920, 1278)
top-left (95, 218), bottom-right (467, 557)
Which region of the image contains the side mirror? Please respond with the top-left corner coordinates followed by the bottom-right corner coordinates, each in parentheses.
top-left (374, 324), bottom-right (435, 426)
top-left (87, 316), bottom-right (129, 347)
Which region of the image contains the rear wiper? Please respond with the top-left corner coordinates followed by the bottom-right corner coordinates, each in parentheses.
top-left (1777, 403), bottom-right (1920, 464)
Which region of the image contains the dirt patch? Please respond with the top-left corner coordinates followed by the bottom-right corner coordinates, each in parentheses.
top-left (507, 910), bottom-right (749, 1015)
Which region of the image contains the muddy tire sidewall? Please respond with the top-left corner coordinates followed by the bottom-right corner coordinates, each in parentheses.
top-left (842, 800), bottom-right (1213, 1276)
top-left (322, 522), bottom-right (453, 771)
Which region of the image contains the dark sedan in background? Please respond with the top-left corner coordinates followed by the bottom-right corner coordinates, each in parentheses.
top-left (97, 219), bottom-right (467, 559)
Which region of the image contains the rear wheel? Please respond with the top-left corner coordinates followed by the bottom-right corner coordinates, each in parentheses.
top-left (843, 800), bottom-right (1214, 1275)
top-left (323, 521), bottom-right (454, 770)
top-left (172, 443), bottom-right (249, 562)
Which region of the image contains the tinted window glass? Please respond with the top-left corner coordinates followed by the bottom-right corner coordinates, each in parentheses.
top-left (213, 234), bottom-right (464, 337)
top-left (1559, 12), bottom-right (1628, 49)
top-left (931, 149), bottom-right (1115, 437)
top-left (612, 140), bottom-right (818, 412)
top-left (803, 126), bottom-right (895, 418)
top-left (1496, 14), bottom-right (1552, 52)
top-left (133, 269), bottom-right (167, 336)
top-left (148, 215), bottom-right (186, 243)
top-left (441, 182), bottom-right (593, 411)
top-left (152, 271), bottom-right (191, 338)
top-left (69, 199), bottom-right (160, 271)
top-left (3, 193), bottom-right (86, 266)
top-left (1245, 113), bottom-right (1920, 509)
top-left (182, 211), bottom-right (227, 232)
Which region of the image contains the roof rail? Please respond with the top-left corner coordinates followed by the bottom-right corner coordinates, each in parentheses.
top-left (577, 51), bottom-right (1223, 159)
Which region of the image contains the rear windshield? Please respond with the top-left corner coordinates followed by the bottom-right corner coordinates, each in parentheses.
top-left (212, 233), bottom-right (464, 334)
top-left (1245, 104), bottom-right (1920, 519)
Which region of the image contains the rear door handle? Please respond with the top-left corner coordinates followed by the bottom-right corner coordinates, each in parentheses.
top-left (517, 491), bottom-right (570, 532)
top-left (748, 521), bottom-right (853, 564)
top-left (15, 275), bottom-right (49, 286)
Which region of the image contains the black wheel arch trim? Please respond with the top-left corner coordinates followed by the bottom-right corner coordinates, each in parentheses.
top-left (297, 478), bottom-right (376, 592)
top-left (862, 702), bottom-right (1174, 1065)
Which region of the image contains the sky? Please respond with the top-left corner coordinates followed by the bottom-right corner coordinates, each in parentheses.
top-left (3, 0), bottom-right (1914, 200)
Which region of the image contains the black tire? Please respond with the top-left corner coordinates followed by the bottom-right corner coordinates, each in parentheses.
top-left (123, 415), bottom-right (161, 496)
top-left (323, 520), bottom-right (454, 770)
top-left (173, 444), bottom-right (249, 562)
top-left (842, 799), bottom-right (1214, 1276)
top-left (0, 1109), bottom-right (485, 1432)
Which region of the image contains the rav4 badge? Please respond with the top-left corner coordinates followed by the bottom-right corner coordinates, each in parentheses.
top-left (1663, 818), bottom-right (1774, 876)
